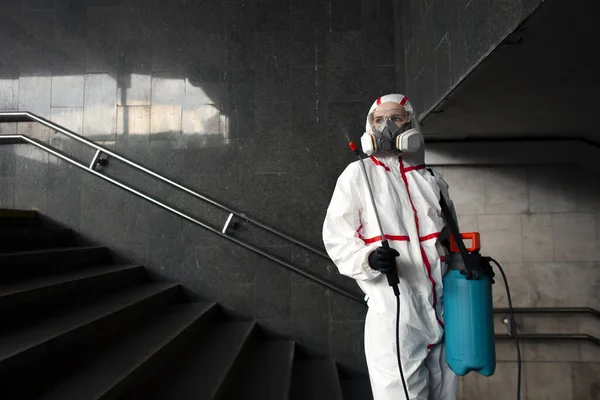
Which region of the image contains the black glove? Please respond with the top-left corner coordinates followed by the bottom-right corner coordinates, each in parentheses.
top-left (368, 246), bottom-right (400, 274)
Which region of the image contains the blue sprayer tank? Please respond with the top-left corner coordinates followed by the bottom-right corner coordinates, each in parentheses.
top-left (443, 234), bottom-right (496, 377)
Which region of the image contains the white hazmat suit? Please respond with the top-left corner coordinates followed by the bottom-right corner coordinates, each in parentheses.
top-left (322, 94), bottom-right (459, 400)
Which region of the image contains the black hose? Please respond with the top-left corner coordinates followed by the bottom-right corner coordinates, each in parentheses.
top-left (344, 136), bottom-right (411, 397)
top-left (396, 294), bottom-right (410, 399)
top-left (489, 258), bottom-right (522, 400)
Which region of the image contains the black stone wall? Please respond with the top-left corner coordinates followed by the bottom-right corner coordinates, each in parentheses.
top-left (0, 0), bottom-right (400, 372)
top-left (393, 0), bottom-right (544, 119)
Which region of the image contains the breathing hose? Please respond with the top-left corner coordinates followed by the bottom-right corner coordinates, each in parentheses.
top-left (344, 135), bottom-right (410, 399)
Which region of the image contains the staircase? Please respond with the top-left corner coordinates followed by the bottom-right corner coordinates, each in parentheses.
top-left (0, 208), bottom-right (372, 400)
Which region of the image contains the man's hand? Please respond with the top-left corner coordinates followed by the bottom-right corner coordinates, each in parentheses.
top-left (368, 246), bottom-right (399, 274)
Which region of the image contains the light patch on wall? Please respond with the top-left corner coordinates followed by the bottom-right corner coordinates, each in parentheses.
top-left (182, 79), bottom-right (229, 146)
top-left (0, 78), bottom-right (19, 109)
top-left (117, 105), bottom-right (150, 136)
top-left (182, 104), bottom-right (226, 147)
top-left (83, 73), bottom-right (117, 138)
top-left (2, 74), bottom-right (231, 147)
top-left (0, 78), bottom-right (19, 134)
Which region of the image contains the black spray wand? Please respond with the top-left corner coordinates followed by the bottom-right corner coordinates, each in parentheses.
top-left (343, 133), bottom-right (400, 296)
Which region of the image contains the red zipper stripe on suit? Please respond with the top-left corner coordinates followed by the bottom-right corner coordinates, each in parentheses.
top-left (370, 156), bottom-right (391, 171)
top-left (360, 232), bottom-right (440, 245)
top-left (363, 156), bottom-right (445, 333)
top-left (369, 157), bottom-right (425, 174)
top-left (362, 234), bottom-right (410, 244)
top-left (419, 232), bottom-right (440, 241)
top-left (398, 157), bottom-right (444, 342)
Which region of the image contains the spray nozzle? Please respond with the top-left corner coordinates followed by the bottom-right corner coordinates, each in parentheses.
top-left (343, 132), bottom-right (360, 155)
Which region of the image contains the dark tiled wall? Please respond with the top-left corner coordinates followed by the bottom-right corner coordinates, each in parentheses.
top-left (0, 0), bottom-right (399, 372)
top-left (392, 0), bottom-right (544, 120)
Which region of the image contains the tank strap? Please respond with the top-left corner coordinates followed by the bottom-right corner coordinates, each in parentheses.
top-left (427, 168), bottom-right (478, 278)
top-left (445, 253), bottom-right (466, 271)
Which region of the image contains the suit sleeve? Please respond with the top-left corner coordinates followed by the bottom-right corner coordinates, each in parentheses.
top-left (322, 163), bottom-right (381, 281)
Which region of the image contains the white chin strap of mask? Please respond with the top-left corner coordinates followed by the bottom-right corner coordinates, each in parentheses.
top-left (360, 127), bottom-right (424, 156)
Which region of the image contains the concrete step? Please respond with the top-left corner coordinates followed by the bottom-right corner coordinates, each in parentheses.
top-left (0, 227), bottom-right (74, 253)
top-left (0, 208), bottom-right (38, 227)
top-left (0, 282), bottom-right (184, 398)
top-left (290, 358), bottom-right (343, 400)
top-left (218, 339), bottom-right (295, 400)
top-left (0, 246), bottom-right (113, 283)
top-left (0, 264), bottom-right (148, 331)
top-left (140, 320), bottom-right (256, 400)
top-left (39, 302), bottom-right (218, 400)
top-left (341, 377), bottom-right (373, 400)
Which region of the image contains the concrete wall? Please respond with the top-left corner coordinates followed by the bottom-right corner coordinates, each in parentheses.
top-left (3, 141), bottom-right (599, 397)
top-left (419, 0), bottom-right (600, 141)
top-left (0, 0), bottom-right (401, 374)
top-left (392, 0), bottom-right (544, 118)
top-left (1, 0), bottom-right (598, 396)
top-left (440, 164), bottom-right (600, 400)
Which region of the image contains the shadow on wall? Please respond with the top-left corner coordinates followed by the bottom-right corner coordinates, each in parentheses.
top-left (0, 0), bottom-right (385, 270)
top-left (1, 64), bottom-right (360, 257)
top-left (0, 0), bottom-right (399, 375)
top-left (0, 0), bottom-right (287, 161)
top-left (2, 137), bottom-right (358, 287)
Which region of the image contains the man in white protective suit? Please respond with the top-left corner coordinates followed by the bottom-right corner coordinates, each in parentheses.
top-left (322, 93), bottom-right (459, 400)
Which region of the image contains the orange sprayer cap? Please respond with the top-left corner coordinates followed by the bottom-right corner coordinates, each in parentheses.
top-left (450, 232), bottom-right (481, 253)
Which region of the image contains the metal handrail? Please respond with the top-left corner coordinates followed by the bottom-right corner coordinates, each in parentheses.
top-left (2, 113), bottom-right (598, 319)
top-left (495, 333), bottom-right (600, 346)
top-left (494, 307), bottom-right (600, 319)
top-left (494, 307), bottom-right (600, 346)
top-left (0, 111), bottom-right (363, 304)
top-left (0, 112), bottom-right (329, 258)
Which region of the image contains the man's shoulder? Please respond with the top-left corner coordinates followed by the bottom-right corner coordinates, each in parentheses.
top-left (339, 159), bottom-right (364, 175)
top-left (331, 160), bottom-right (367, 188)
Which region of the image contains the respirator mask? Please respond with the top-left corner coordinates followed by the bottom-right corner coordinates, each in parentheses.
top-left (360, 116), bottom-right (424, 156)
